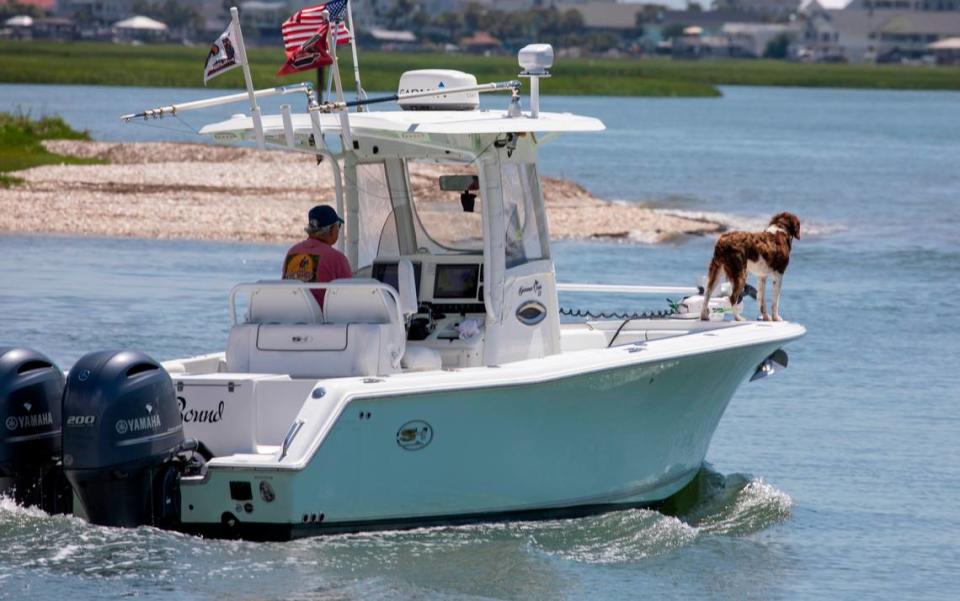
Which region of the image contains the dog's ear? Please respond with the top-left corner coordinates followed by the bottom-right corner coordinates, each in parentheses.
top-left (771, 212), bottom-right (801, 239)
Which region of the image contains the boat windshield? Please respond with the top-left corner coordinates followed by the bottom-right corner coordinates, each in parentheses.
top-left (409, 161), bottom-right (483, 253)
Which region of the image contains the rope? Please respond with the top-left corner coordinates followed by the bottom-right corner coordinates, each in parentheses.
top-left (559, 306), bottom-right (677, 320)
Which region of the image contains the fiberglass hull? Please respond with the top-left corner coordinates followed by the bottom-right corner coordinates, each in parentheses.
top-left (177, 326), bottom-right (799, 540)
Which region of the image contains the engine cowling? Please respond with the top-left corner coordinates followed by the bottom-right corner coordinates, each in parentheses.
top-left (62, 350), bottom-right (185, 528)
top-left (0, 347), bottom-right (72, 513)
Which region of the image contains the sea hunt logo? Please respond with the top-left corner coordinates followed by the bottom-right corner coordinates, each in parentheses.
top-left (518, 280), bottom-right (543, 297)
top-left (178, 396), bottom-right (225, 424)
top-left (6, 412), bottom-right (54, 431)
top-left (115, 414), bottom-right (162, 435)
top-left (396, 420), bottom-right (433, 451)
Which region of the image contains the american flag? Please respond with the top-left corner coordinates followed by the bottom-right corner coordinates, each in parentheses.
top-left (281, 1), bottom-right (351, 53)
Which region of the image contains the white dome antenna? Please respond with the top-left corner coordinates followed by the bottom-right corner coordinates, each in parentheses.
top-left (518, 44), bottom-right (554, 119)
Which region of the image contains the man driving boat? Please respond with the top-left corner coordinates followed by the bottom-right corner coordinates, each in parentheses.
top-left (282, 205), bottom-right (352, 305)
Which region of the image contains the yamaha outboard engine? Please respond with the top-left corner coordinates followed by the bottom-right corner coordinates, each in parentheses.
top-left (0, 347), bottom-right (72, 513)
top-left (62, 350), bottom-right (185, 528)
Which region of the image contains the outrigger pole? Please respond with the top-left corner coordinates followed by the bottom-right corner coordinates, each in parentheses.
top-left (320, 79), bottom-right (522, 112)
top-left (119, 83), bottom-right (316, 121)
top-left (120, 79), bottom-right (521, 124)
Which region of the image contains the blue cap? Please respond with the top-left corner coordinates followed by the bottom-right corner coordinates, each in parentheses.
top-left (306, 205), bottom-right (343, 232)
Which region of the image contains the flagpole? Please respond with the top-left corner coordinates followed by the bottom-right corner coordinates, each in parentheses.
top-left (323, 10), bottom-right (353, 150)
top-left (345, 0), bottom-right (365, 111)
top-left (230, 6), bottom-right (265, 150)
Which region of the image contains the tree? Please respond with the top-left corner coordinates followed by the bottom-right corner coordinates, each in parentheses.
top-left (763, 33), bottom-right (792, 59)
top-left (464, 2), bottom-right (484, 33)
top-left (661, 23), bottom-right (687, 40)
top-left (434, 12), bottom-right (464, 41)
top-left (0, 2), bottom-right (45, 20)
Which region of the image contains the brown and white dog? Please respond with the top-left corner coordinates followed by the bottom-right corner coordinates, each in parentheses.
top-left (699, 212), bottom-right (801, 322)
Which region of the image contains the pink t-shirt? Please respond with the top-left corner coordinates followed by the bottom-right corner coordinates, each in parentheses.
top-left (282, 238), bottom-right (352, 305)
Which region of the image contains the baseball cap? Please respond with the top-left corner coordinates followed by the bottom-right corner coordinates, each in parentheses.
top-left (306, 205), bottom-right (344, 232)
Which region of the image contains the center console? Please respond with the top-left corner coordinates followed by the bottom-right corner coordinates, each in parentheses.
top-left (372, 255), bottom-right (486, 368)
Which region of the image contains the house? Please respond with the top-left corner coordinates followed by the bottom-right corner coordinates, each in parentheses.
top-left (712, 0), bottom-right (801, 22)
top-left (57, 0), bottom-right (136, 24)
top-left (360, 27), bottom-right (418, 50)
top-left (113, 15), bottom-right (167, 42)
top-left (460, 31), bottom-right (501, 53)
top-left (238, 0), bottom-right (287, 40)
top-left (799, 1), bottom-right (960, 61)
top-left (928, 35), bottom-right (960, 62)
top-left (722, 22), bottom-right (800, 57)
top-left (33, 15), bottom-right (79, 39)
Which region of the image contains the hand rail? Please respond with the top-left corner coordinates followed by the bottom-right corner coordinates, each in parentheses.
top-left (228, 280), bottom-right (404, 327)
top-left (556, 283), bottom-right (698, 296)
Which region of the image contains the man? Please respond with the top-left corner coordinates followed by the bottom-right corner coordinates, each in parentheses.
top-left (282, 205), bottom-right (351, 305)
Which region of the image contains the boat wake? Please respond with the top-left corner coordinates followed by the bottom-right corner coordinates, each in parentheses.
top-left (517, 466), bottom-right (793, 564)
top-left (0, 467), bottom-right (792, 586)
top-left (310, 465), bottom-right (793, 566)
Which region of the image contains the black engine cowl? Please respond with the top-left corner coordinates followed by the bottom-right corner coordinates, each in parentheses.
top-left (62, 350), bottom-right (185, 528)
top-left (0, 347), bottom-right (72, 513)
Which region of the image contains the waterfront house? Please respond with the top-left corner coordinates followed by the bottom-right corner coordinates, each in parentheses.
top-left (112, 15), bottom-right (167, 43)
top-left (928, 35), bottom-right (960, 62)
top-left (799, 0), bottom-right (960, 61)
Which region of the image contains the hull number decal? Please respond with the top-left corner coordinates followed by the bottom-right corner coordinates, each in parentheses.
top-left (396, 420), bottom-right (433, 451)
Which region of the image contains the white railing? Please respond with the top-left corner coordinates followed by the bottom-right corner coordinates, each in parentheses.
top-left (556, 283), bottom-right (698, 296)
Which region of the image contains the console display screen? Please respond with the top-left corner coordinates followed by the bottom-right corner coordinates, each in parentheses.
top-left (433, 264), bottom-right (480, 299)
top-left (372, 261), bottom-right (421, 297)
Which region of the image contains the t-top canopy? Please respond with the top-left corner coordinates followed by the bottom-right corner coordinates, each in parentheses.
top-left (199, 109), bottom-right (605, 142)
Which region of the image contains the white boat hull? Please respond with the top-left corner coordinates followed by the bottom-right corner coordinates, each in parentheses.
top-left (177, 324), bottom-right (800, 539)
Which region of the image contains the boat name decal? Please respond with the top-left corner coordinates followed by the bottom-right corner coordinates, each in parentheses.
top-left (396, 420), bottom-right (433, 451)
top-left (518, 280), bottom-right (543, 297)
top-left (178, 396), bottom-right (225, 424)
top-left (5, 412), bottom-right (54, 431)
top-left (115, 414), bottom-right (162, 435)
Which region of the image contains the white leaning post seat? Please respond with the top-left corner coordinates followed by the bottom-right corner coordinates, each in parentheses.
top-left (323, 278), bottom-right (407, 374)
top-left (226, 281), bottom-right (400, 378)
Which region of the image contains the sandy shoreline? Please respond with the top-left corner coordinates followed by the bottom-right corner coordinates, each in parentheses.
top-left (0, 141), bottom-right (724, 245)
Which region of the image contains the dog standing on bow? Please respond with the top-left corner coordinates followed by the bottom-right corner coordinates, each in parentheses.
top-left (700, 212), bottom-right (801, 322)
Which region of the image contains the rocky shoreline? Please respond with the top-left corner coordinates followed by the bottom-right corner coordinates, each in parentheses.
top-left (0, 141), bottom-right (724, 245)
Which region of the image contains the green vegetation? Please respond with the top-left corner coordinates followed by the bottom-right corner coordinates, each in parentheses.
top-left (2, 41), bottom-right (960, 98)
top-left (0, 41), bottom-right (717, 96)
top-left (0, 112), bottom-right (100, 187)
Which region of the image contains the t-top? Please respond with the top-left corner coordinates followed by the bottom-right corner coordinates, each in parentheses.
top-left (282, 238), bottom-right (352, 305)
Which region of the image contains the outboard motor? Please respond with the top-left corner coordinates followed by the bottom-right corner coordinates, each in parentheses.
top-left (62, 350), bottom-right (185, 528)
top-left (0, 347), bottom-right (73, 513)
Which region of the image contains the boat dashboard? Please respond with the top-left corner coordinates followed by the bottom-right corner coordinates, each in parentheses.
top-left (369, 254), bottom-right (486, 366)
top-left (370, 254), bottom-right (485, 314)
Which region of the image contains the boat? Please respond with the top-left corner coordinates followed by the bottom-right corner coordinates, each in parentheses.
top-left (0, 42), bottom-right (804, 540)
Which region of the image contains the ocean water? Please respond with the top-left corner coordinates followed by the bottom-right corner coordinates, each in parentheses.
top-left (1, 83), bottom-right (959, 600)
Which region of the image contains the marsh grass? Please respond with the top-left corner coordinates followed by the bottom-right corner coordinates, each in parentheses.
top-left (0, 111), bottom-right (101, 187)
top-left (2, 41), bottom-right (959, 97)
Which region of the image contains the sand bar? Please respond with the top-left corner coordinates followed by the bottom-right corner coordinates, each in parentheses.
top-left (0, 141), bottom-right (723, 245)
